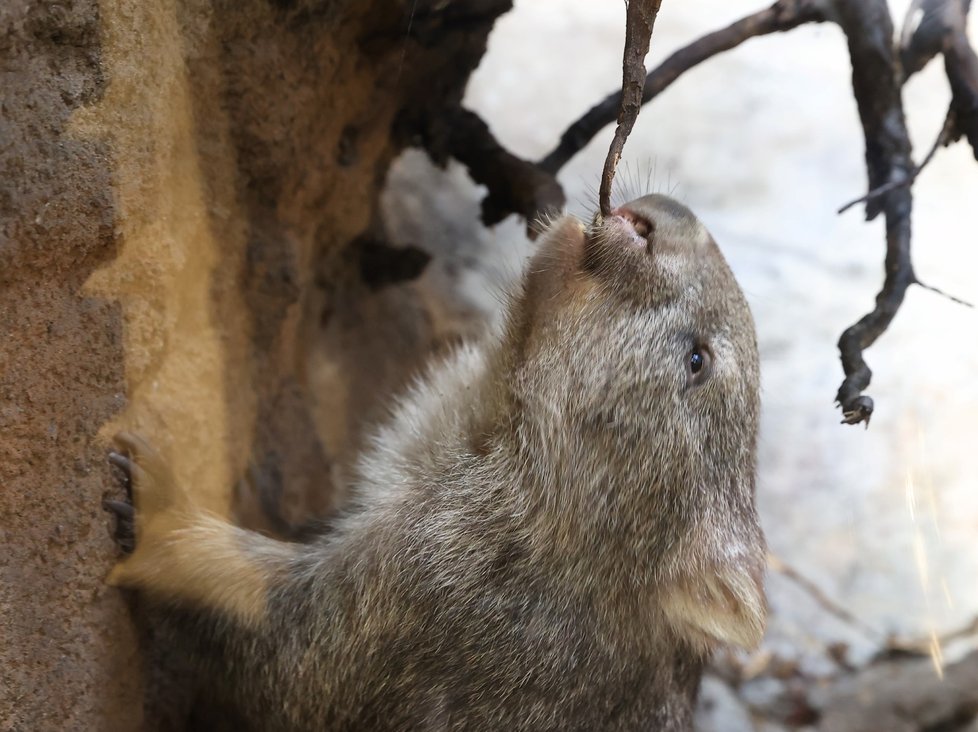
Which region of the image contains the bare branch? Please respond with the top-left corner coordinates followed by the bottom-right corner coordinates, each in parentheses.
top-left (435, 107), bottom-right (566, 229)
top-left (768, 554), bottom-right (880, 639)
top-left (916, 279), bottom-right (975, 306)
top-left (944, 1), bottom-right (978, 157)
top-left (831, 0), bottom-right (917, 427)
top-left (420, 0), bottom-right (968, 426)
top-left (598, 0), bottom-right (664, 216)
top-left (541, 0), bottom-right (827, 175)
top-left (901, 0), bottom-right (978, 157)
top-left (900, 0), bottom-right (956, 79)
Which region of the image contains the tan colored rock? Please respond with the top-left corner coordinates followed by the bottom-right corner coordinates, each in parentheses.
top-left (1, 0), bottom-right (507, 728)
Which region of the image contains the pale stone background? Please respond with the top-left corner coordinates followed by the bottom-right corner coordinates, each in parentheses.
top-left (384, 0), bottom-right (978, 702)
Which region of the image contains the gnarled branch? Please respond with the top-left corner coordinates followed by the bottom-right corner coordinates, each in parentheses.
top-left (901, 0), bottom-right (978, 156)
top-left (414, 105), bottom-right (566, 230)
top-left (831, 0), bottom-right (917, 426)
top-left (421, 0), bottom-right (973, 425)
top-left (446, 109), bottom-right (566, 228)
top-left (541, 0), bottom-right (828, 175)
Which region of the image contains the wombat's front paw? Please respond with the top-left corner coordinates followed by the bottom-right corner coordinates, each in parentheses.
top-left (103, 431), bottom-right (188, 588)
top-left (108, 431), bottom-right (180, 514)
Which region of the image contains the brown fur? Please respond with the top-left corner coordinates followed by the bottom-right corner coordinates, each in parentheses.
top-left (107, 194), bottom-right (765, 730)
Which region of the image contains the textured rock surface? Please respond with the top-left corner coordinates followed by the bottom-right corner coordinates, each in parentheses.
top-left (1, 0), bottom-right (506, 729)
top-left (0, 2), bottom-right (138, 729)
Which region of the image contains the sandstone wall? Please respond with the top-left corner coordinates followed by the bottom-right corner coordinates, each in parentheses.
top-left (0, 1), bottom-right (506, 728)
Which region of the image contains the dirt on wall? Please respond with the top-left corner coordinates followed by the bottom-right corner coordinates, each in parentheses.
top-left (0, 0), bottom-right (509, 729)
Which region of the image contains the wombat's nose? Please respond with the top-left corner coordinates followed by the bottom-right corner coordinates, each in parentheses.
top-left (616, 193), bottom-right (712, 256)
top-left (611, 206), bottom-right (654, 241)
top-left (590, 206), bottom-right (655, 253)
top-left (585, 193), bottom-right (711, 263)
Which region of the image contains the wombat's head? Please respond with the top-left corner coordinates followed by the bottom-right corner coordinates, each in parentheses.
top-left (501, 193), bottom-right (765, 651)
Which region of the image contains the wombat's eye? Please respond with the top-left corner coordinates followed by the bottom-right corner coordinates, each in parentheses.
top-left (686, 345), bottom-right (712, 386)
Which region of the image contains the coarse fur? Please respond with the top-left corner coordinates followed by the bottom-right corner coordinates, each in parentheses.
top-left (106, 194), bottom-right (765, 731)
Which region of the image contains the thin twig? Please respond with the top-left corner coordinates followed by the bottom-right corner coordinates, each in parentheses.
top-left (837, 107), bottom-right (956, 214)
top-left (916, 280), bottom-right (975, 307)
top-left (768, 554), bottom-right (880, 639)
top-left (598, 0), bottom-right (664, 216)
top-left (541, 0), bottom-right (827, 176)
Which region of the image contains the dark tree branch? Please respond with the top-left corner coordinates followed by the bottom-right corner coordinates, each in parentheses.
top-left (944, 1), bottom-right (978, 157)
top-left (900, 0), bottom-right (955, 78)
top-left (409, 0), bottom-right (968, 426)
top-left (901, 0), bottom-right (974, 79)
top-left (901, 0), bottom-right (978, 157)
top-left (416, 106), bottom-right (566, 230)
top-left (598, 0), bottom-right (664, 216)
top-left (540, 0), bottom-right (828, 176)
top-left (768, 554), bottom-right (880, 639)
top-left (882, 615), bottom-right (978, 659)
top-left (815, 649), bottom-right (978, 731)
top-left (831, 0), bottom-right (917, 427)
top-left (446, 108), bottom-right (566, 228)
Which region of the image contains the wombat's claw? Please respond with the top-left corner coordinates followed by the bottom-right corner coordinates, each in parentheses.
top-left (108, 451), bottom-right (133, 487)
top-left (111, 431), bottom-right (169, 487)
top-left (103, 498), bottom-right (134, 520)
top-left (106, 440), bottom-right (146, 553)
top-left (102, 497), bottom-right (136, 553)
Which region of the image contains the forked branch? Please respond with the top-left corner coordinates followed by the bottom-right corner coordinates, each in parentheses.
top-left (541, 0), bottom-right (828, 176)
top-left (901, 0), bottom-right (978, 158)
top-left (435, 0), bottom-right (974, 425)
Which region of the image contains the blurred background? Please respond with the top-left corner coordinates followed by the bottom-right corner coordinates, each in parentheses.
top-left (382, 0), bottom-right (978, 724)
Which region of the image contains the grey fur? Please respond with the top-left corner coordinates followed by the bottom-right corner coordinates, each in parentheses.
top-left (110, 194), bottom-right (765, 731)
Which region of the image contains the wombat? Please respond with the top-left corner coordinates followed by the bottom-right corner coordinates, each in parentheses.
top-left (105, 193), bottom-right (765, 731)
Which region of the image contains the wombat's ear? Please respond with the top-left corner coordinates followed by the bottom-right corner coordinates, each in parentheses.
top-left (661, 561), bottom-right (766, 650)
